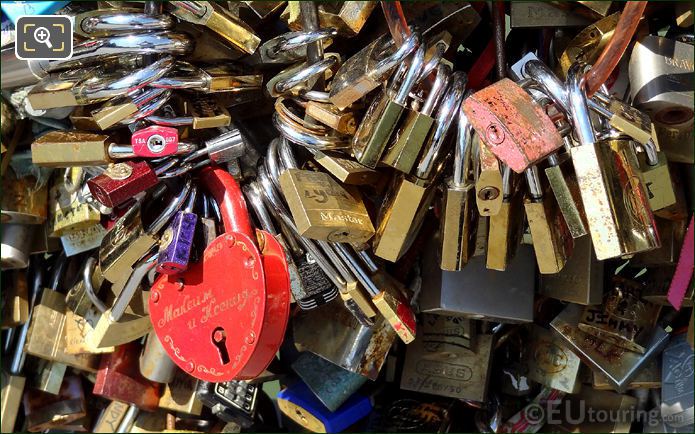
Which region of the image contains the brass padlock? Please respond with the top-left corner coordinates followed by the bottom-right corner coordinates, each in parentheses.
top-left (32, 131), bottom-right (116, 167)
top-left (523, 166), bottom-right (573, 274)
top-left (635, 140), bottom-right (677, 212)
top-left (281, 1), bottom-right (376, 36)
top-left (544, 150), bottom-right (588, 239)
top-left (374, 71), bottom-right (466, 262)
top-left (352, 41), bottom-right (424, 168)
top-left (279, 168), bottom-right (374, 243)
top-left (486, 165), bottom-right (525, 271)
top-left (1, 270), bottom-right (29, 328)
top-left (310, 150), bottom-right (380, 185)
top-left (382, 62), bottom-right (451, 174)
top-left (440, 105), bottom-right (477, 271)
top-left (49, 168), bottom-right (102, 237)
top-left (1, 371), bottom-right (26, 433)
top-left (566, 63), bottom-right (660, 260)
top-left (558, 12), bottom-right (620, 77)
top-left (1, 165), bottom-right (48, 225)
top-left (475, 134), bottom-right (504, 217)
top-left (510, 2), bottom-right (592, 28)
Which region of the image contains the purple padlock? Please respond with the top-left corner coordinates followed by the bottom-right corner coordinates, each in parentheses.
top-left (157, 186), bottom-right (198, 274)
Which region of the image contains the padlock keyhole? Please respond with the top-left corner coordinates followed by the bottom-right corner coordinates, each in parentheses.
top-left (212, 327), bottom-right (230, 365)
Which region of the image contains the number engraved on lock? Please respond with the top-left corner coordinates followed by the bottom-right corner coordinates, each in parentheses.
top-left (532, 339), bottom-right (569, 373)
top-left (415, 361), bottom-right (473, 381)
top-left (104, 163), bottom-right (133, 180)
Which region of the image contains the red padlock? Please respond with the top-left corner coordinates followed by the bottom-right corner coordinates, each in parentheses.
top-left (131, 125), bottom-right (180, 158)
top-left (87, 161), bottom-right (158, 208)
top-left (149, 166), bottom-right (290, 382)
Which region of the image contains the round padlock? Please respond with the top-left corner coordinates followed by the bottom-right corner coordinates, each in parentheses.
top-left (149, 166), bottom-right (290, 382)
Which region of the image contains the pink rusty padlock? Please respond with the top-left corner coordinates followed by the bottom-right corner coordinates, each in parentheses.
top-left (131, 125), bottom-right (179, 157)
top-left (148, 166), bottom-right (290, 382)
top-left (462, 78), bottom-right (563, 173)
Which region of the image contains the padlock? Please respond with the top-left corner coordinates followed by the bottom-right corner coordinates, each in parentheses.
top-left (254, 28), bottom-right (338, 65)
top-left (373, 71), bottom-right (466, 263)
top-left (149, 166), bottom-right (291, 382)
top-left (544, 150), bottom-right (588, 239)
top-left (1, 370), bottom-right (26, 433)
top-left (148, 94), bottom-right (232, 130)
top-left (577, 280), bottom-right (661, 354)
top-left (310, 150), bottom-right (381, 185)
top-left (291, 351), bottom-right (367, 413)
top-left (462, 78), bottom-right (564, 173)
top-left (8, 256), bottom-right (43, 376)
top-left (195, 380), bottom-right (259, 428)
top-left (558, 12), bottom-right (620, 77)
top-left (281, 1), bottom-right (376, 36)
top-left (87, 161), bottom-right (159, 209)
top-left (157, 186), bottom-right (198, 275)
top-left (279, 168), bottom-right (374, 243)
top-left (440, 105), bottom-right (477, 271)
top-left (168, 1), bottom-right (261, 55)
top-left (509, 2), bottom-right (592, 28)
top-left (522, 324), bottom-right (582, 394)
top-left (304, 101), bottom-right (358, 135)
top-left (332, 243), bottom-right (417, 344)
top-left (421, 234), bottom-right (535, 323)
top-left (566, 62), bottom-right (661, 260)
top-left (635, 141), bottom-right (677, 212)
top-left (401, 316), bottom-right (493, 402)
top-left (383, 62), bottom-right (451, 174)
top-left (131, 125), bottom-right (180, 158)
top-left (98, 180), bottom-right (192, 283)
top-left (539, 235), bottom-right (604, 305)
top-left (550, 303), bottom-right (670, 393)
top-left (92, 400), bottom-right (131, 433)
top-left (592, 357), bottom-right (661, 391)
top-left (329, 32), bottom-right (419, 110)
top-left (158, 369), bottom-right (203, 416)
top-left (1, 165), bottom-right (48, 225)
top-left (475, 134), bottom-right (504, 217)
top-left (31, 358), bottom-right (67, 396)
top-left (1, 224), bottom-right (34, 270)
top-left (32, 131), bottom-right (117, 167)
top-left (22, 375), bottom-right (87, 432)
top-left (49, 168), bottom-right (102, 237)
top-left (88, 87), bottom-right (171, 130)
top-left (93, 341), bottom-right (161, 411)
top-left (352, 41), bottom-right (424, 168)
top-left (64, 256), bottom-right (107, 319)
top-left (1, 270), bottom-right (29, 328)
top-left (485, 165), bottom-right (525, 271)
top-left (293, 298), bottom-right (395, 381)
top-left (277, 380), bottom-right (372, 433)
top-left (139, 331), bottom-right (177, 384)
top-left (629, 35), bottom-right (694, 129)
top-left (23, 253), bottom-right (101, 372)
top-left (523, 165), bottom-right (573, 274)
top-left (661, 333), bottom-right (695, 429)
top-left (182, 125), bottom-right (248, 165)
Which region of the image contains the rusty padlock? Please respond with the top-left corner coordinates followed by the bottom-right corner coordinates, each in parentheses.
top-left (462, 78), bottom-right (563, 173)
top-left (149, 166), bottom-right (290, 382)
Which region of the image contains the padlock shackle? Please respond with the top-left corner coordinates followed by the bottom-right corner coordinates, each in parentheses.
top-left (199, 166), bottom-right (253, 238)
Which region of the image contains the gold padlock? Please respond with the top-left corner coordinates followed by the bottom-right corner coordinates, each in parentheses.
top-left (280, 168), bottom-right (374, 244)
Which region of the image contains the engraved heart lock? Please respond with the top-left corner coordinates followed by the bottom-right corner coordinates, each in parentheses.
top-left (148, 166), bottom-right (290, 382)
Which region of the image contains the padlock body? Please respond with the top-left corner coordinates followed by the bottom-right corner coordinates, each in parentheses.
top-left (639, 152), bottom-right (676, 211)
top-left (88, 161), bottom-right (158, 208)
top-left (463, 78), bottom-right (563, 173)
top-left (371, 274), bottom-right (416, 344)
top-left (545, 162), bottom-right (588, 238)
top-left (540, 236), bottom-right (604, 305)
top-left (522, 325), bottom-right (582, 393)
top-left (524, 195), bottom-right (573, 275)
top-left (131, 125), bottom-right (179, 157)
top-left (353, 95), bottom-right (406, 168)
top-left (312, 151), bottom-right (381, 185)
top-left (31, 131), bottom-right (111, 167)
top-left (440, 184), bottom-right (477, 271)
top-left (157, 211), bottom-right (197, 275)
top-left (383, 111), bottom-right (434, 174)
top-left (571, 139), bottom-right (660, 260)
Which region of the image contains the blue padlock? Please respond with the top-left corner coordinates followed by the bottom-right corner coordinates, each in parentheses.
top-left (277, 380), bottom-right (372, 433)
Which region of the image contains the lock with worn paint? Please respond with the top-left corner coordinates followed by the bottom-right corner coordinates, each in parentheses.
top-left (149, 166), bottom-right (290, 382)
top-left (463, 78), bottom-right (563, 173)
top-left (93, 341), bottom-right (161, 411)
top-left (352, 41), bottom-right (424, 168)
top-left (522, 324), bottom-right (582, 393)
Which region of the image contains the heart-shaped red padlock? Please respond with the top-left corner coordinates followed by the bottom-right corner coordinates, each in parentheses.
top-left (149, 166), bottom-right (290, 382)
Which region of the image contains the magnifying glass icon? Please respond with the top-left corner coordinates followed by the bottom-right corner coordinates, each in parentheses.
top-left (33, 27), bottom-right (53, 49)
